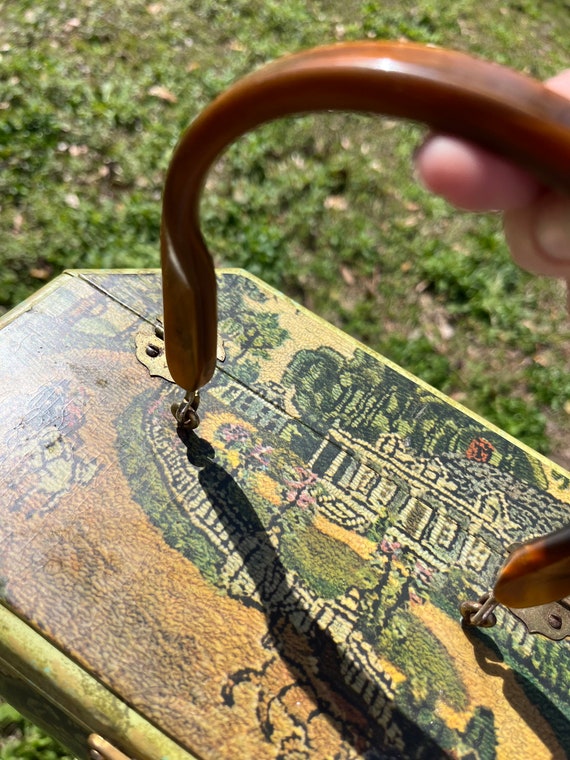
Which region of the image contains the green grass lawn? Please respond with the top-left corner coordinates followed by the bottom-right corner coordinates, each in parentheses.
top-left (0, 704), bottom-right (72, 759)
top-left (1, 0), bottom-right (570, 755)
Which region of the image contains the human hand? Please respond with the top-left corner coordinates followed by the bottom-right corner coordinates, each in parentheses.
top-left (415, 70), bottom-right (570, 290)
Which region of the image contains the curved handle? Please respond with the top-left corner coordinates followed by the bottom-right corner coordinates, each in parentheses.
top-left (161, 40), bottom-right (570, 392)
top-left (494, 525), bottom-right (570, 608)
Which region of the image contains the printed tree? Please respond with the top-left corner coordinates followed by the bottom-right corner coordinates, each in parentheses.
top-left (284, 344), bottom-right (543, 489)
top-left (283, 346), bottom-right (396, 444)
top-left (218, 274), bottom-right (289, 382)
top-left (461, 707), bottom-right (497, 759)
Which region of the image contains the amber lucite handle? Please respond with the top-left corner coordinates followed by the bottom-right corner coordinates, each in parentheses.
top-left (494, 525), bottom-right (570, 608)
top-left (161, 41), bottom-right (570, 393)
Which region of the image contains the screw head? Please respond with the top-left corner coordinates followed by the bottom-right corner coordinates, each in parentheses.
top-left (146, 343), bottom-right (161, 358)
top-left (547, 612), bottom-right (563, 630)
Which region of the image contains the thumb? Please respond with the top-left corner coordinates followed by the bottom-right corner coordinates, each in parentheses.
top-left (504, 191), bottom-right (570, 278)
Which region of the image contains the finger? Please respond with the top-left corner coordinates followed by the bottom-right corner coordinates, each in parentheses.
top-left (415, 71), bottom-right (570, 212)
top-left (415, 135), bottom-right (541, 211)
top-left (545, 69), bottom-right (570, 97)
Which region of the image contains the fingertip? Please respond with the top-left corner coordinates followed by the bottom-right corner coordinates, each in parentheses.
top-left (546, 69), bottom-right (570, 98)
top-left (416, 135), bottom-right (541, 212)
top-left (415, 136), bottom-right (480, 208)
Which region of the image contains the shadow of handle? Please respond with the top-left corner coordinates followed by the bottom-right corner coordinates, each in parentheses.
top-left (160, 40), bottom-right (570, 392)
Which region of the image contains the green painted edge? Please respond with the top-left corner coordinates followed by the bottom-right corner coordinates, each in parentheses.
top-left (0, 603), bottom-right (198, 760)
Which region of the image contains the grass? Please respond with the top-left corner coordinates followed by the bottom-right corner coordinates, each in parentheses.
top-left (0, 704), bottom-right (71, 759)
top-left (1, 0), bottom-right (570, 755)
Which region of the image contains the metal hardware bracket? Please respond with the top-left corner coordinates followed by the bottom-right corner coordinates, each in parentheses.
top-left (135, 320), bottom-right (225, 384)
top-left (508, 597), bottom-right (570, 641)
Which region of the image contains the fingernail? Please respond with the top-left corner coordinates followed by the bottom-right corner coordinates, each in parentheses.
top-left (535, 194), bottom-right (570, 261)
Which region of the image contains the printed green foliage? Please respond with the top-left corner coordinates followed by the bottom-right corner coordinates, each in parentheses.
top-left (283, 342), bottom-right (544, 489)
top-left (461, 707), bottom-right (497, 760)
top-left (223, 310), bottom-right (288, 361)
top-left (219, 278), bottom-right (289, 382)
top-left (489, 626), bottom-right (570, 748)
top-left (284, 347), bottom-right (392, 443)
top-left (405, 398), bottom-right (542, 487)
top-left (279, 521), bottom-right (377, 599)
top-left (379, 610), bottom-right (468, 713)
top-left (115, 392), bottom-right (225, 586)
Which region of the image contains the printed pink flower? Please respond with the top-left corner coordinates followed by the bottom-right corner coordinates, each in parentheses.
top-left (219, 423), bottom-right (251, 444)
top-left (250, 444), bottom-right (273, 469)
top-left (380, 539), bottom-right (401, 556)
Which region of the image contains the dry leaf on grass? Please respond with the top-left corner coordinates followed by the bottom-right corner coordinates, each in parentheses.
top-left (148, 85), bottom-right (178, 103)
